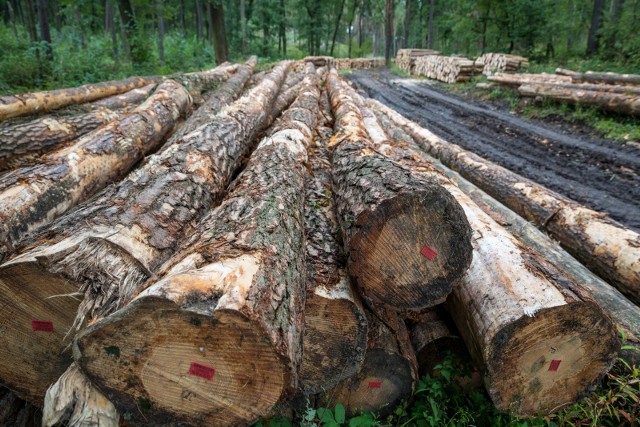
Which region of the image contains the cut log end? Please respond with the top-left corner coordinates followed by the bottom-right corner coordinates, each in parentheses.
top-left (326, 349), bottom-right (414, 416)
top-left (300, 283), bottom-right (367, 394)
top-left (349, 191), bottom-right (472, 310)
top-left (487, 302), bottom-right (618, 415)
top-left (0, 261), bottom-right (76, 404)
top-left (75, 288), bottom-right (287, 425)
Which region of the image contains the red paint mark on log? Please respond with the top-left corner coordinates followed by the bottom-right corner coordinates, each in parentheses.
top-left (31, 320), bottom-right (54, 332)
top-left (188, 362), bottom-right (215, 380)
top-left (420, 245), bottom-right (437, 261)
top-left (548, 360), bottom-right (561, 372)
top-left (368, 381), bottom-right (382, 389)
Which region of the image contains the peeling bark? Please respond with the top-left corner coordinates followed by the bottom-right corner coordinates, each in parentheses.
top-left (371, 101), bottom-right (620, 415)
top-left (0, 60), bottom-right (270, 405)
top-left (326, 69), bottom-right (472, 310)
top-left (371, 97), bottom-right (640, 306)
top-left (74, 64), bottom-right (319, 426)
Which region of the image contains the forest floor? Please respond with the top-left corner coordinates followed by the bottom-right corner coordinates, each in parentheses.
top-left (347, 68), bottom-right (640, 232)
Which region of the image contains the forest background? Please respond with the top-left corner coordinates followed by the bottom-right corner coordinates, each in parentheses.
top-left (0, 0), bottom-right (637, 95)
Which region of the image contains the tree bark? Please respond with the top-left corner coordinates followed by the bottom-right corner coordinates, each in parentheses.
top-left (74, 64), bottom-right (319, 426)
top-left (330, 0), bottom-right (346, 57)
top-left (402, 0), bottom-right (411, 48)
top-left (195, 0), bottom-right (203, 41)
top-left (427, 0), bottom-right (435, 49)
top-left (116, 0), bottom-right (137, 59)
top-left (323, 309), bottom-right (417, 417)
top-left (0, 75), bottom-right (160, 121)
top-left (240, 0), bottom-right (247, 54)
top-left (0, 59), bottom-right (265, 405)
top-left (518, 84), bottom-right (640, 116)
top-left (209, 0), bottom-right (228, 64)
top-left (326, 70), bottom-right (473, 311)
top-left (570, 70), bottom-right (640, 86)
top-left (156, 0), bottom-right (165, 65)
top-left (586, 0), bottom-right (604, 55)
top-left (371, 98), bottom-right (640, 306)
top-left (488, 72), bottom-right (572, 86)
top-left (384, 0), bottom-right (394, 66)
top-left (433, 156), bottom-right (640, 366)
top-left (300, 111), bottom-right (367, 395)
top-left (369, 102), bottom-right (620, 415)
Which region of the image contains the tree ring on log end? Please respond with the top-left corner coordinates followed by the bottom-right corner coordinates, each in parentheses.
top-left (75, 300), bottom-right (286, 426)
top-left (349, 190), bottom-right (472, 310)
top-left (0, 260), bottom-right (77, 404)
top-left (487, 302), bottom-right (618, 416)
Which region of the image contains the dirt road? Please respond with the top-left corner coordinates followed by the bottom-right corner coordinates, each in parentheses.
top-left (348, 68), bottom-right (640, 231)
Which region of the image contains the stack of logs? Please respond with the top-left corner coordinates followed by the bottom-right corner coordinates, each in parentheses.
top-left (395, 49), bottom-right (441, 74)
top-left (413, 55), bottom-right (480, 83)
top-left (0, 58), bottom-right (635, 427)
top-left (292, 56), bottom-right (385, 72)
top-left (477, 52), bottom-right (529, 75)
top-left (488, 68), bottom-right (640, 116)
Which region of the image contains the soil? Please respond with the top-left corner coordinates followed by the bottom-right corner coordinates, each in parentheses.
top-left (347, 68), bottom-right (640, 232)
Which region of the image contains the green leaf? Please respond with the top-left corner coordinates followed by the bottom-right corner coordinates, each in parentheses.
top-left (334, 403), bottom-right (345, 424)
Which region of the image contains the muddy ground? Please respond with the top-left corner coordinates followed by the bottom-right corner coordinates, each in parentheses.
top-left (348, 68), bottom-right (640, 232)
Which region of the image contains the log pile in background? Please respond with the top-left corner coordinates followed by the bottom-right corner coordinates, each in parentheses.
top-left (0, 60), bottom-right (630, 426)
top-left (477, 53), bottom-right (529, 75)
top-left (292, 56), bottom-right (384, 72)
top-left (413, 55), bottom-right (478, 83)
top-left (395, 48), bottom-right (441, 74)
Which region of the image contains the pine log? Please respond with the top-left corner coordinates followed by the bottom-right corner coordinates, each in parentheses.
top-left (519, 81), bottom-right (640, 95)
top-left (518, 84), bottom-right (640, 116)
top-left (0, 79), bottom-right (191, 265)
top-left (435, 162), bottom-right (640, 366)
top-left (168, 62), bottom-right (240, 96)
top-left (300, 123), bottom-right (367, 394)
top-left (487, 73), bottom-right (573, 87)
top-left (89, 83), bottom-right (156, 109)
top-left (43, 363), bottom-right (118, 427)
top-left (0, 60), bottom-right (271, 405)
top-left (322, 309), bottom-right (417, 417)
top-left (371, 102), bottom-right (620, 415)
top-left (575, 70), bottom-right (640, 86)
top-left (326, 69), bottom-right (473, 310)
top-left (0, 76), bottom-right (161, 121)
top-left (370, 98), bottom-right (640, 306)
top-left (73, 64), bottom-right (319, 426)
top-left (555, 68), bottom-right (581, 78)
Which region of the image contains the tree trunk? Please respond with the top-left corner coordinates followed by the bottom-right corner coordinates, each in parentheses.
top-left (240, 0), bottom-right (247, 54)
top-left (74, 64), bottom-right (319, 427)
top-left (300, 106), bottom-right (367, 395)
top-left (402, 0), bottom-right (411, 48)
top-left (116, 0), bottom-right (136, 59)
top-left (326, 70), bottom-right (473, 311)
top-left (323, 309), bottom-right (417, 417)
top-left (105, 0), bottom-right (119, 62)
top-left (210, 0), bottom-right (228, 64)
top-left (330, 0), bottom-right (346, 57)
top-left (43, 364), bottom-right (119, 427)
top-left (605, 0), bottom-right (625, 50)
top-left (586, 0), bottom-right (604, 55)
top-left (347, 0), bottom-right (358, 58)
top-left (427, 0), bottom-right (435, 49)
top-left (73, 7), bottom-right (86, 50)
top-left (0, 75), bottom-right (160, 121)
top-left (384, 0), bottom-right (394, 66)
top-left (279, 0), bottom-right (286, 56)
top-left (195, 0), bottom-right (203, 41)
top-left (371, 98), bottom-right (640, 306)
top-left (368, 101), bottom-right (619, 416)
top-left (518, 84), bottom-right (640, 116)
top-left (156, 0), bottom-right (165, 65)
top-left (434, 156), bottom-right (640, 366)
top-left (0, 60), bottom-right (264, 405)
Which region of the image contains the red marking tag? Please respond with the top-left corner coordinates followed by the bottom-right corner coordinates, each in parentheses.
top-left (188, 362), bottom-right (215, 380)
top-left (31, 320), bottom-right (53, 332)
top-left (368, 381), bottom-right (382, 389)
top-left (548, 359), bottom-right (561, 372)
top-left (420, 245), bottom-right (437, 261)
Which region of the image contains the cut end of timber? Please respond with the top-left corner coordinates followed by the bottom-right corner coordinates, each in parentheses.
top-left (0, 260), bottom-right (77, 404)
top-left (350, 191), bottom-right (473, 310)
top-left (300, 290), bottom-right (367, 394)
top-left (326, 349), bottom-right (414, 417)
top-left (75, 297), bottom-right (287, 426)
top-left (487, 302), bottom-right (619, 416)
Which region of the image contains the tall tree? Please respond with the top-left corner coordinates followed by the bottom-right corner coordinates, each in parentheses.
top-left (195, 0), bottom-right (204, 41)
top-left (587, 0), bottom-right (605, 55)
top-left (37, 0), bottom-right (53, 61)
top-left (156, 0), bottom-right (165, 64)
top-left (117, 0), bottom-right (137, 59)
top-left (279, 0), bottom-right (287, 56)
top-left (210, 0), bottom-right (229, 64)
top-left (330, 0), bottom-right (347, 56)
top-left (240, 0), bottom-right (247, 54)
top-left (605, 0), bottom-right (625, 50)
top-left (384, 0), bottom-right (394, 66)
top-left (348, 0), bottom-right (359, 57)
top-left (402, 0), bottom-right (411, 48)
top-left (427, 0), bottom-right (435, 49)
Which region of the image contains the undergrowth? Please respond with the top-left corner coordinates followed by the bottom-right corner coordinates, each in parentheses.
top-left (257, 352), bottom-right (640, 427)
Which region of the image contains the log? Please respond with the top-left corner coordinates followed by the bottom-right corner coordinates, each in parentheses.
top-left (434, 161), bottom-right (640, 366)
top-left (43, 364), bottom-right (118, 427)
top-left (326, 69), bottom-right (473, 310)
top-left (370, 102), bottom-right (620, 415)
top-left (518, 84), bottom-right (640, 116)
top-left (0, 60), bottom-right (271, 404)
top-left (89, 83), bottom-right (156, 109)
top-left (577, 70), bottom-right (640, 86)
top-left (487, 73), bottom-right (572, 87)
top-left (322, 309), bottom-right (417, 417)
top-left (0, 76), bottom-right (161, 121)
top-left (477, 53), bottom-right (529, 76)
top-left (413, 55), bottom-right (478, 83)
top-left (300, 121), bottom-right (367, 394)
top-left (518, 81), bottom-right (640, 96)
top-left (73, 64), bottom-right (319, 426)
top-left (370, 98), bottom-right (640, 306)
top-left (168, 63), bottom-right (240, 96)
top-left (0, 79), bottom-right (191, 265)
